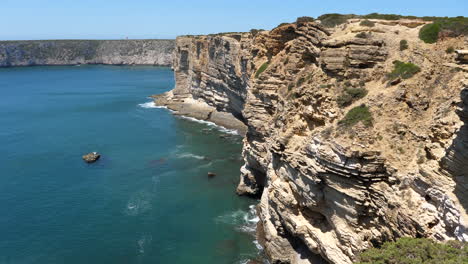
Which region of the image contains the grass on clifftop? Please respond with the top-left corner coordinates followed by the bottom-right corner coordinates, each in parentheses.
top-left (387, 60), bottom-right (421, 80)
top-left (355, 238), bottom-right (468, 264)
top-left (339, 105), bottom-right (373, 127)
top-left (360, 19), bottom-right (375, 27)
top-left (419, 17), bottom-right (468, 43)
top-left (317, 14), bottom-right (356, 27)
top-left (317, 13), bottom-right (443, 28)
top-left (255, 62), bottom-right (269, 78)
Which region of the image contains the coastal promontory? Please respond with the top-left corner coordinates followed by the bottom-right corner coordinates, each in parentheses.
top-left (0, 39), bottom-right (175, 67)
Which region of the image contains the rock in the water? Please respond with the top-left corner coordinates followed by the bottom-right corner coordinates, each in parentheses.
top-left (207, 172), bottom-right (216, 178)
top-left (82, 152), bottom-right (100, 163)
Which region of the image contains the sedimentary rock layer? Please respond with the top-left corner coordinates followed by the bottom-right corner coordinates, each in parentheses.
top-left (0, 39), bottom-right (175, 67)
top-left (157, 19), bottom-right (468, 264)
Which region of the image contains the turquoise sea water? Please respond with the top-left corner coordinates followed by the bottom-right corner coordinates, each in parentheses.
top-left (0, 66), bottom-right (260, 264)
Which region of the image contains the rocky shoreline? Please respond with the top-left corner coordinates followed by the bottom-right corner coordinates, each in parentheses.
top-left (157, 17), bottom-right (467, 264)
top-left (153, 92), bottom-right (247, 135)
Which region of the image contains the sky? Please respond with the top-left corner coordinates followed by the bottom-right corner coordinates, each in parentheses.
top-left (1, 0), bottom-right (466, 40)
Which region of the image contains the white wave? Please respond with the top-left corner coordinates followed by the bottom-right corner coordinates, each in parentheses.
top-left (137, 235), bottom-right (152, 254)
top-left (176, 152), bottom-right (205, 160)
top-left (197, 161), bottom-right (213, 168)
top-left (216, 204), bottom-right (259, 234)
top-left (178, 115), bottom-right (239, 135)
top-left (138, 101), bottom-right (168, 109)
top-left (253, 240), bottom-right (264, 251)
top-left (124, 192), bottom-right (152, 216)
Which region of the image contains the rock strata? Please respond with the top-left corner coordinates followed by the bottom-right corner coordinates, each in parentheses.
top-left (157, 19), bottom-right (468, 263)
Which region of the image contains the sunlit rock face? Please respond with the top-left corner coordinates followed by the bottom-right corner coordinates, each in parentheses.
top-left (161, 19), bottom-right (468, 264)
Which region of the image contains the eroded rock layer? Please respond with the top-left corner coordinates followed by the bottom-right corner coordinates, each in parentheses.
top-left (157, 19), bottom-right (468, 263)
top-left (0, 39), bottom-right (174, 67)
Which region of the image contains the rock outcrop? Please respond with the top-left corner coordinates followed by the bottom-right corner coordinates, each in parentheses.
top-left (82, 152), bottom-right (100, 163)
top-left (0, 39), bottom-right (175, 67)
top-left (153, 34), bottom-right (251, 134)
top-left (156, 19), bottom-right (468, 263)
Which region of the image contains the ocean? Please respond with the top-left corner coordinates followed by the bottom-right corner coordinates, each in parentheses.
top-left (0, 65), bottom-right (261, 264)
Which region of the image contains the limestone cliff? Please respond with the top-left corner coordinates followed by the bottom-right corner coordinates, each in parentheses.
top-left (156, 19), bottom-right (467, 263)
top-left (0, 39), bottom-right (174, 67)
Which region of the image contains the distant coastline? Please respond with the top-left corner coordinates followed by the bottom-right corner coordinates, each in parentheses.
top-left (0, 39), bottom-right (175, 67)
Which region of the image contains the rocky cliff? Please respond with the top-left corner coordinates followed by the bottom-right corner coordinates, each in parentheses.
top-left (155, 18), bottom-right (467, 263)
top-left (0, 39), bottom-right (174, 67)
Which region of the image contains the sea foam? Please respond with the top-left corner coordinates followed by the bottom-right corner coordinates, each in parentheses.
top-left (138, 101), bottom-right (168, 109)
top-left (215, 205), bottom-right (259, 233)
top-left (178, 116), bottom-right (239, 135)
top-left (176, 152), bottom-right (206, 160)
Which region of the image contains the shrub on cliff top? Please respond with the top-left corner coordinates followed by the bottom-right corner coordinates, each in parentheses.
top-left (296, 16), bottom-right (315, 24)
top-left (250, 29), bottom-right (265, 37)
top-left (317, 13), bottom-right (356, 27)
top-left (387, 60), bottom-right (421, 80)
top-left (419, 17), bottom-right (468, 43)
top-left (360, 19), bottom-right (375, 27)
top-left (339, 105), bottom-right (373, 127)
top-left (337, 87), bottom-right (368, 107)
top-left (419, 23), bottom-right (441, 43)
top-left (446, 46), bottom-right (455, 53)
top-left (355, 237), bottom-right (468, 264)
top-left (255, 62), bottom-right (269, 78)
top-left (399, 40), bottom-right (409, 51)
top-left (356, 32), bottom-right (370, 39)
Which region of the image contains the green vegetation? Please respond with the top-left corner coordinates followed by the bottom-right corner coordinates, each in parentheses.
top-left (255, 62), bottom-right (269, 78)
top-left (419, 17), bottom-right (468, 43)
top-left (387, 60), bottom-right (421, 80)
top-left (296, 16), bottom-right (315, 24)
top-left (276, 23), bottom-right (291, 28)
top-left (356, 238), bottom-right (468, 264)
top-left (316, 13), bottom-right (444, 28)
top-left (356, 32), bottom-right (370, 38)
top-left (250, 29), bottom-right (260, 36)
top-left (446, 46), bottom-right (455, 53)
top-left (419, 23), bottom-right (441, 43)
top-left (360, 19), bottom-right (375, 27)
top-left (362, 13), bottom-right (438, 21)
top-left (339, 105), bottom-right (373, 127)
top-left (296, 77), bottom-right (306, 87)
top-left (400, 40), bottom-right (409, 51)
top-left (250, 29), bottom-right (263, 37)
top-left (317, 14), bottom-right (356, 27)
top-left (337, 87), bottom-right (368, 107)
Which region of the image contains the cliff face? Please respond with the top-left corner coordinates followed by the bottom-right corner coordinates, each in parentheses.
top-left (0, 39), bottom-right (174, 67)
top-left (154, 34), bottom-right (250, 133)
top-left (157, 19), bottom-right (468, 263)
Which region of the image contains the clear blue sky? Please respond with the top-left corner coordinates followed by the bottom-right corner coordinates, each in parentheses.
top-left (1, 0), bottom-right (466, 40)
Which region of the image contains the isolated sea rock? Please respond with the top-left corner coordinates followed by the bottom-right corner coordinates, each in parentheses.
top-left (82, 152), bottom-right (100, 163)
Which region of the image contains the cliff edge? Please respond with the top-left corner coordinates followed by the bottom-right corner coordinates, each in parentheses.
top-left (156, 17), bottom-right (467, 263)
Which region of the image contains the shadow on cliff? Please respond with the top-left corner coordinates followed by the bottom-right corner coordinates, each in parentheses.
top-left (441, 88), bottom-right (468, 212)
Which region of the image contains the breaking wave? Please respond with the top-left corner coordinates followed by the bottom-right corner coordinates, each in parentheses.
top-left (176, 152), bottom-right (206, 160)
top-left (138, 101), bottom-right (168, 109)
top-left (215, 205), bottom-right (259, 233)
top-left (178, 116), bottom-right (239, 135)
